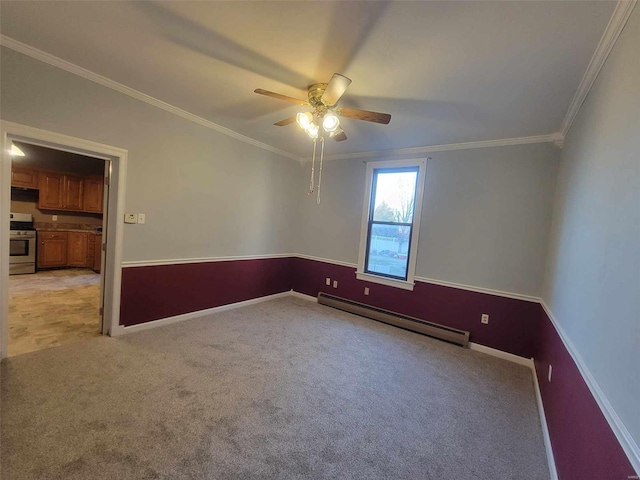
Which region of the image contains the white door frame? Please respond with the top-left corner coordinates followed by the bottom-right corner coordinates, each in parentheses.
top-left (0, 121), bottom-right (127, 359)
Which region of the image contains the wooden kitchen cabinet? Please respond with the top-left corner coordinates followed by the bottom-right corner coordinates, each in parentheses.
top-left (67, 232), bottom-right (90, 267)
top-left (83, 176), bottom-right (104, 213)
top-left (64, 175), bottom-right (84, 211)
top-left (93, 234), bottom-right (102, 272)
top-left (38, 172), bottom-right (65, 209)
top-left (38, 232), bottom-right (68, 268)
top-left (38, 171), bottom-right (85, 211)
top-left (11, 166), bottom-right (39, 189)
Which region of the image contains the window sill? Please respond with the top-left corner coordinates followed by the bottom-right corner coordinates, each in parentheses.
top-left (355, 272), bottom-right (415, 291)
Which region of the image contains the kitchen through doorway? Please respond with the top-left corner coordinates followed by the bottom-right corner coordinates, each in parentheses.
top-left (8, 141), bottom-right (108, 356)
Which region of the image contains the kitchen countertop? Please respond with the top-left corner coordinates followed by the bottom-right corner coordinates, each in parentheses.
top-left (35, 223), bottom-right (102, 234)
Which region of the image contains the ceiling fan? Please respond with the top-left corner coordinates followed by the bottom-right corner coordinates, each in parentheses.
top-left (254, 73), bottom-right (391, 142)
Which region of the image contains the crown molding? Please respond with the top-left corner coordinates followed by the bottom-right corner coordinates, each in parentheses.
top-left (0, 35), bottom-right (303, 162)
top-left (309, 133), bottom-right (561, 162)
top-left (559, 0), bottom-right (637, 139)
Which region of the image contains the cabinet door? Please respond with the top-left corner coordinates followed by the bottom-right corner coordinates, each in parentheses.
top-left (38, 233), bottom-right (68, 268)
top-left (83, 176), bottom-right (104, 213)
top-left (67, 232), bottom-right (90, 267)
top-left (64, 175), bottom-right (84, 211)
top-left (38, 172), bottom-right (65, 210)
top-left (93, 234), bottom-right (102, 272)
top-left (11, 166), bottom-right (39, 189)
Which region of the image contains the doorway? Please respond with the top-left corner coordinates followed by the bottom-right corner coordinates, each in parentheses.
top-left (0, 121), bottom-right (127, 359)
top-left (9, 142), bottom-right (107, 356)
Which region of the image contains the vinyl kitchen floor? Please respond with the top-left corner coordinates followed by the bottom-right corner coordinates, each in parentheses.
top-left (8, 269), bottom-right (101, 357)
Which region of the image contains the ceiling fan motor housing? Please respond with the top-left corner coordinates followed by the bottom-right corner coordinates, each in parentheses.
top-left (308, 83), bottom-right (329, 108)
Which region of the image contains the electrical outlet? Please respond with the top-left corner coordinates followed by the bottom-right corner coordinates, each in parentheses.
top-left (333, 280), bottom-right (338, 288)
top-left (481, 314), bottom-right (489, 324)
top-left (52, 215), bottom-right (57, 221)
top-left (364, 287), bottom-right (370, 295)
top-left (325, 278), bottom-right (331, 286)
top-left (137, 213), bottom-right (146, 224)
top-left (548, 365), bottom-right (553, 382)
top-left (124, 213), bottom-right (137, 224)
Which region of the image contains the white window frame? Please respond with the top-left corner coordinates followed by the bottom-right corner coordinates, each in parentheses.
top-left (356, 158), bottom-right (427, 291)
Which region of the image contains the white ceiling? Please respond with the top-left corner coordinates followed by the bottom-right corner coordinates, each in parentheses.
top-left (0, 1), bottom-right (616, 158)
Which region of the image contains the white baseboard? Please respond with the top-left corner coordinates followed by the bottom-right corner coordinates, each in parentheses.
top-left (540, 301), bottom-right (640, 475)
top-left (531, 360), bottom-right (559, 480)
top-left (468, 342), bottom-right (558, 478)
top-left (115, 291), bottom-right (293, 335)
top-left (289, 291), bottom-right (317, 302)
top-left (468, 342), bottom-right (533, 367)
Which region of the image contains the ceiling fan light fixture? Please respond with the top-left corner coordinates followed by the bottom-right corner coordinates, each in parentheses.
top-left (322, 114), bottom-right (340, 133)
top-left (296, 112), bottom-right (313, 130)
top-left (329, 126), bottom-right (344, 138)
top-left (306, 122), bottom-right (319, 139)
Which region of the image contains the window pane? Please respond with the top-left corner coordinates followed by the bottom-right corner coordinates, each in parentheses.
top-left (366, 223), bottom-right (412, 279)
top-left (372, 170), bottom-right (418, 223)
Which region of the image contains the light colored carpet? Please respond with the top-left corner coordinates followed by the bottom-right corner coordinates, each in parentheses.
top-left (1, 296), bottom-right (549, 479)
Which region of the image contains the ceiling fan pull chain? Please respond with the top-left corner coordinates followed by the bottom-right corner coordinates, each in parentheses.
top-left (308, 139), bottom-right (316, 195)
top-left (317, 137), bottom-right (325, 205)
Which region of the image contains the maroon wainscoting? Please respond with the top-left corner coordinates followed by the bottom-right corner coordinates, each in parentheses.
top-left (290, 257), bottom-right (543, 359)
top-left (120, 257), bottom-right (293, 326)
top-left (534, 310), bottom-right (635, 480)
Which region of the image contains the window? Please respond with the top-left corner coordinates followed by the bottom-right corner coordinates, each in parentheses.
top-left (357, 159), bottom-right (427, 290)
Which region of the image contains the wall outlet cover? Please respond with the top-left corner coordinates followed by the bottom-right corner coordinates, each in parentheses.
top-left (125, 213), bottom-right (137, 224)
top-left (332, 280), bottom-right (338, 288)
top-left (325, 278), bottom-right (331, 286)
top-left (137, 213), bottom-right (146, 224)
top-left (364, 287), bottom-right (370, 295)
top-left (481, 314), bottom-right (489, 324)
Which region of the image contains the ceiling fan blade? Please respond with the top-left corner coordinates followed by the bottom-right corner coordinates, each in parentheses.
top-left (321, 74), bottom-right (352, 106)
top-left (254, 89), bottom-right (309, 106)
top-left (337, 107), bottom-right (391, 125)
top-left (332, 131), bottom-right (348, 142)
top-left (274, 116), bottom-right (297, 126)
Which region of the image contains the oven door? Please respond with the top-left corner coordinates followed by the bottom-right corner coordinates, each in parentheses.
top-left (10, 234), bottom-right (36, 265)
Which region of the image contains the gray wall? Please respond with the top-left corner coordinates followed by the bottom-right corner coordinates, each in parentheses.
top-left (294, 143), bottom-right (560, 297)
top-left (1, 47), bottom-right (299, 262)
top-left (542, 8), bottom-right (640, 445)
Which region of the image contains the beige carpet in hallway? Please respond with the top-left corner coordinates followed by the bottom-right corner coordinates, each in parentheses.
top-left (1, 296), bottom-right (549, 479)
top-left (8, 268), bottom-right (101, 357)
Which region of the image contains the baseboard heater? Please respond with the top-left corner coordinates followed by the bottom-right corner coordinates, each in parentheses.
top-left (317, 292), bottom-right (470, 348)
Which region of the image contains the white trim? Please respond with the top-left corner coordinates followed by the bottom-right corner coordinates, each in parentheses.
top-left (468, 343), bottom-right (534, 368)
top-left (117, 291), bottom-right (293, 335)
top-left (468, 342), bottom-right (558, 479)
top-left (288, 291), bottom-right (317, 302)
top-left (294, 253), bottom-right (358, 268)
top-left (559, 0), bottom-right (637, 138)
top-left (0, 121), bottom-right (127, 357)
top-left (531, 357), bottom-right (560, 480)
top-left (311, 134), bottom-right (561, 162)
top-left (0, 35), bottom-right (301, 163)
top-left (120, 253), bottom-right (541, 303)
top-left (356, 158), bottom-right (427, 291)
top-left (415, 276), bottom-right (540, 303)
top-left (540, 301), bottom-right (640, 474)
top-left (355, 272), bottom-right (415, 291)
top-left (122, 253), bottom-right (292, 268)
